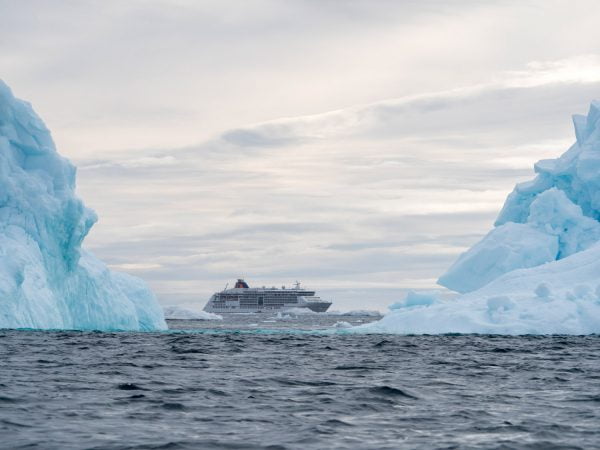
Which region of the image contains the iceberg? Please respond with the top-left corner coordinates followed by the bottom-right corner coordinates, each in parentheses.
top-left (0, 80), bottom-right (166, 331)
top-left (360, 100), bottom-right (600, 335)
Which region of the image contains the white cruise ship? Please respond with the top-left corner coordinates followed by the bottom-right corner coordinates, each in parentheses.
top-left (203, 279), bottom-right (332, 313)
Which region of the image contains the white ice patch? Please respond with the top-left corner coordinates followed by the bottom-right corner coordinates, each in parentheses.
top-left (337, 310), bottom-right (382, 317)
top-left (333, 321), bottom-right (353, 329)
top-left (163, 306), bottom-right (222, 321)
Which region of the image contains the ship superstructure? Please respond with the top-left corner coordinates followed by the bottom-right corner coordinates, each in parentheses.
top-left (204, 279), bottom-right (332, 313)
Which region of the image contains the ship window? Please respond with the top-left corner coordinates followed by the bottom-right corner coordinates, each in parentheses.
top-left (258, 297), bottom-right (264, 306)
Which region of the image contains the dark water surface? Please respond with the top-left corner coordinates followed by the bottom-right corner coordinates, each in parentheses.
top-left (1, 315), bottom-right (599, 449)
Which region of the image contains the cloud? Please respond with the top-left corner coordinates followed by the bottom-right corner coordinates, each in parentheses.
top-left (5, 0), bottom-right (600, 310)
top-left (72, 55), bottom-right (600, 309)
top-left (6, 0), bottom-right (600, 159)
top-left (82, 155), bottom-right (177, 169)
top-left (215, 55), bottom-right (600, 150)
top-left (505, 54), bottom-right (600, 87)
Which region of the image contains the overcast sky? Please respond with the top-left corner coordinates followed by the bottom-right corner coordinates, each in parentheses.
top-left (3, 0), bottom-right (600, 311)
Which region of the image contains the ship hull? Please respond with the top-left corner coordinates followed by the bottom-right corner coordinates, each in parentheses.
top-left (306, 302), bottom-right (332, 312)
top-left (204, 304), bottom-right (332, 314)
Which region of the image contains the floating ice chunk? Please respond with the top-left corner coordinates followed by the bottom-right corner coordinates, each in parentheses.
top-left (274, 311), bottom-right (293, 320)
top-left (163, 306), bottom-right (222, 320)
top-left (338, 310), bottom-right (382, 317)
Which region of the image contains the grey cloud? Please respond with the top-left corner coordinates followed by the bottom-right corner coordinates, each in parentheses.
top-left (221, 129), bottom-right (301, 148)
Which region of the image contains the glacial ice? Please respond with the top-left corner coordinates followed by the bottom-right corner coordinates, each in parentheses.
top-left (163, 306), bottom-right (223, 321)
top-left (359, 100), bottom-right (600, 335)
top-left (0, 80), bottom-right (166, 331)
top-left (360, 243), bottom-right (600, 335)
top-left (438, 101), bottom-right (600, 294)
top-left (388, 290), bottom-right (439, 310)
top-left (439, 189), bottom-right (600, 293)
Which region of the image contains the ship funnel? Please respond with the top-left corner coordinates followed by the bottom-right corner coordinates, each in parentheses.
top-left (234, 279), bottom-right (249, 289)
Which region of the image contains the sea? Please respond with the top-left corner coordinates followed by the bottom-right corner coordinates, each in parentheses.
top-left (1, 313), bottom-right (599, 449)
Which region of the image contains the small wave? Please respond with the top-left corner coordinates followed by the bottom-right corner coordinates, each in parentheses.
top-left (117, 383), bottom-right (146, 391)
top-left (269, 377), bottom-right (337, 387)
top-left (368, 386), bottom-right (419, 399)
top-left (333, 365), bottom-right (382, 371)
top-left (160, 402), bottom-right (187, 411)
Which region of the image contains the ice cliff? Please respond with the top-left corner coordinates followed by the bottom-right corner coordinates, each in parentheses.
top-left (359, 101), bottom-right (600, 335)
top-left (0, 81), bottom-right (166, 330)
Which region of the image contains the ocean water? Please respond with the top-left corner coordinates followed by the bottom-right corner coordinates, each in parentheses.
top-left (1, 314), bottom-right (599, 449)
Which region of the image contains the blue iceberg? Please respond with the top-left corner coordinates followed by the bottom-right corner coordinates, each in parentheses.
top-left (0, 81), bottom-right (166, 331)
top-left (359, 100), bottom-right (600, 335)
top-left (439, 102), bottom-right (600, 294)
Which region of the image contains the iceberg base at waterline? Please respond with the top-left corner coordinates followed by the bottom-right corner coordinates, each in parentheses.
top-left (357, 243), bottom-right (600, 335)
top-left (0, 80), bottom-right (166, 331)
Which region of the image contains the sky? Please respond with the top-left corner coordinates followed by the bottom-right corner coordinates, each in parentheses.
top-left (3, 0), bottom-right (600, 311)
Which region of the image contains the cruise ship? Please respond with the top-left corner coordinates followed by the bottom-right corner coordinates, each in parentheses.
top-left (203, 279), bottom-right (332, 313)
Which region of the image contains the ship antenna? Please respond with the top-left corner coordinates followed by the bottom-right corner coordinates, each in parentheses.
top-left (224, 282), bottom-right (228, 292)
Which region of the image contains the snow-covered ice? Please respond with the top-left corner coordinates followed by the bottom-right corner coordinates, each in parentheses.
top-left (163, 306), bottom-right (222, 321)
top-left (361, 243), bottom-right (600, 334)
top-left (283, 307), bottom-right (382, 317)
top-left (0, 81), bottom-right (166, 331)
top-left (360, 101), bottom-right (600, 335)
top-left (336, 309), bottom-right (382, 317)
